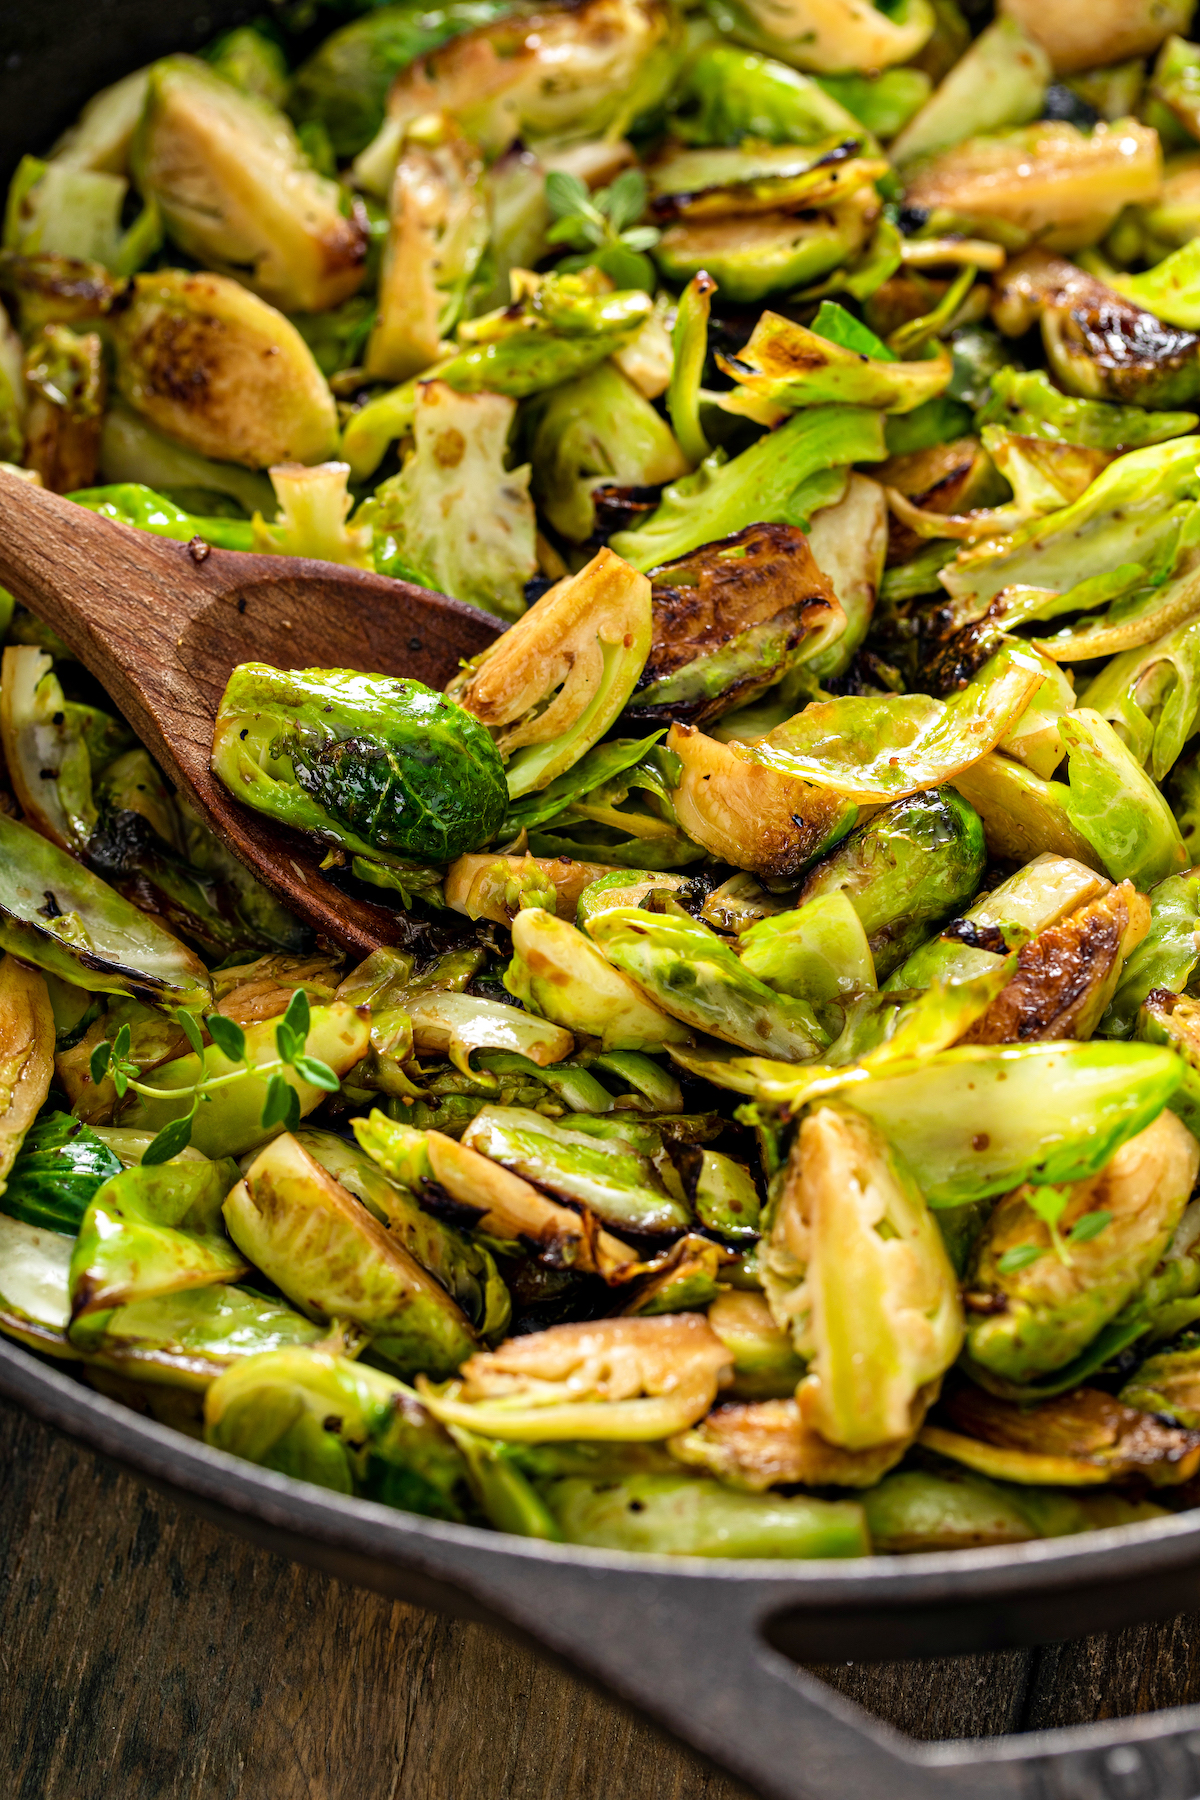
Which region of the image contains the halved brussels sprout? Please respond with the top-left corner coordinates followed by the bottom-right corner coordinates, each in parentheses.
top-left (800, 472), bottom-right (887, 682)
top-left (354, 0), bottom-right (679, 188)
top-left (797, 788), bottom-right (985, 978)
top-left (223, 1132), bottom-right (481, 1377)
top-left (445, 852), bottom-right (619, 925)
top-left (131, 57), bottom-right (367, 313)
top-left (505, 908), bottom-right (692, 1052)
top-left (1081, 607), bottom-right (1200, 785)
top-left (667, 1394), bottom-right (910, 1489)
top-left (365, 116), bottom-right (486, 383)
top-left (111, 270), bottom-right (339, 469)
top-left (418, 1313), bottom-right (731, 1440)
top-left (1102, 870), bottom-right (1200, 1039)
top-left (447, 548), bottom-right (651, 799)
top-left (623, 524), bottom-right (843, 730)
top-left (21, 323), bottom-right (105, 493)
top-left (0, 645), bottom-right (95, 852)
top-left (673, 42), bottom-right (867, 149)
top-left (654, 198), bottom-right (872, 302)
top-left (903, 121), bottom-right (1161, 254)
top-left (76, 1283), bottom-right (326, 1387)
top-left (861, 1467), bottom-right (1163, 1552)
top-left (890, 17), bottom-right (1050, 167)
top-left (538, 1466), bottom-right (867, 1556)
top-left (1119, 1330), bottom-right (1200, 1427)
top-left (1138, 990), bottom-right (1200, 1140)
top-left (97, 402), bottom-right (276, 515)
top-left (213, 663), bottom-right (508, 863)
top-left (527, 360), bottom-right (687, 544)
top-left (1059, 709), bottom-right (1187, 890)
top-left (459, 1104), bottom-right (691, 1235)
top-left (1000, 0), bottom-right (1191, 74)
top-left (364, 382), bottom-right (536, 620)
top-left (739, 891), bottom-right (875, 1023)
top-left (68, 1158), bottom-right (248, 1350)
top-left (0, 812), bottom-right (211, 1010)
top-left (964, 1110), bottom-right (1200, 1385)
top-left (118, 1004), bottom-right (370, 1159)
top-left (0, 956), bottom-right (54, 1193)
top-left (922, 1382), bottom-right (1200, 1487)
top-left (0, 1211), bottom-right (77, 1357)
top-left (709, 0), bottom-right (935, 76)
top-left (667, 723), bottom-right (857, 882)
top-left (706, 1289), bottom-right (806, 1400)
top-left (585, 906), bottom-right (827, 1059)
top-left (948, 757), bottom-right (1102, 872)
top-left (407, 991), bottom-right (573, 1076)
top-left (205, 1346), bottom-right (472, 1514)
top-left (718, 308), bottom-right (952, 414)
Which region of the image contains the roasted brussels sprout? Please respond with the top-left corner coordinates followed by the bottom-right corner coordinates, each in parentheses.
top-left (111, 270), bottom-right (339, 469)
top-left (131, 58), bottom-right (367, 313)
top-left (922, 1382), bottom-right (1200, 1488)
top-left (890, 18), bottom-right (1050, 167)
top-left (718, 308), bottom-right (952, 414)
top-left (0, 956), bottom-right (55, 1193)
top-left (1000, 0), bottom-right (1192, 75)
top-left (364, 382), bottom-right (536, 619)
top-left (708, 0), bottom-right (936, 76)
top-left (447, 548), bottom-right (652, 798)
top-left (212, 664), bottom-right (509, 865)
top-left (527, 360), bottom-right (687, 544)
top-left (654, 198), bottom-right (875, 302)
top-left (505, 907), bottom-right (692, 1052)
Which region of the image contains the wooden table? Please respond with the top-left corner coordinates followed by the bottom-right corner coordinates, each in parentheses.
top-left (5, 1395), bottom-right (1200, 1800)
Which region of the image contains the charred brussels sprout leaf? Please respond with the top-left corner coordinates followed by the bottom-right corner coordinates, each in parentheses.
top-left (212, 665), bottom-right (508, 863)
top-left (718, 309), bottom-right (953, 415)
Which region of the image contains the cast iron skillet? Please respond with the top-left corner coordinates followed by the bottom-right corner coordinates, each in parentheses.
top-left (7, 9), bottom-right (1200, 1795)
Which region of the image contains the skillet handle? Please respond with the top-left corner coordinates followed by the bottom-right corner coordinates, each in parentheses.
top-left (437, 1546), bottom-right (1200, 1800)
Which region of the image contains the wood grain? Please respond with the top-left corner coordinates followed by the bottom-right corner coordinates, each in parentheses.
top-left (0, 470), bottom-right (500, 956)
top-left (6, 1391), bottom-right (1200, 1800)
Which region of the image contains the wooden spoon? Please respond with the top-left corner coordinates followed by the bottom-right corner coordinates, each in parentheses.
top-left (0, 470), bottom-right (502, 956)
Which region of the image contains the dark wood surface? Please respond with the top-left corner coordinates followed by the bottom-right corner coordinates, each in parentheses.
top-left (6, 1395), bottom-right (1200, 1800)
top-left (0, 469), bottom-right (500, 956)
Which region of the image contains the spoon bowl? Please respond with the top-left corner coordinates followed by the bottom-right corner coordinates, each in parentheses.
top-left (0, 469), bottom-right (502, 955)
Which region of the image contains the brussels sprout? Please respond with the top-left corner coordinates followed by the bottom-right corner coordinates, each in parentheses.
top-left (610, 403), bottom-right (886, 575)
top-left (760, 640), bottom-right (1047, 803)
top-left (68, 1158), bottom-right (247, 1351)
top-left (949, 754), bottom-right (1104, 871)
top-left (0, 955), bottom-right (54, 1194)
top-left (1, 1112), bottom-right (121, 1234)
top-left (527, 360), bottom-right (687, 544)
top-left (364, 383), bottom-right (536, 619)
top-left (585, 906), bottom-right (827, 1059)
top-left (458, 1104), bottom-right (690, 1235)
top-left (205, 1345), bottom-right (472, 1514)
top-left (1139, 152), bottom-right (1200, 260)
top-left (891, 852), bottom-right (1110, 992)
top-left (505, 908), bottom-right (691, 1053)
top-left (666, 722), bottom-right (857, 882)
top-left (212, 663), bottom-right (508, 864)
top-left (419, 1313), bottom-right (731, 1440)
top-left (364, 117), bottom-right (486, 383)
top-left (446, 852), bottom-right (620, 926)
top-left (718, 309), bottom-right (952, 416)
top-left (81, 1282), bottom-right (328, 1387)
top-left (903, 121), bottom-right (1160, 255)
top-left (3, 154), bottom-right (145, 271)
top-left (675, 1149), bottom-right (761, 1243)
top-left (0, 1211), bottom-right (77, 1357)
top-left (1002, 0), bottom-right (1192, 75)
top-left (665, 270), bottom-right (713, 471)
top-left (674, 43), bottom-right (867, 148)
top-left (939, 436), bottom-right (1200, 620)
top-left (353, 0), bottom-right (679, 189)
top-left (739, 892), bottom-right (875, 1027)
top-left (1138, 990), bottom-right (1200, 1140)
top-left (407, 990), bottom-right (573, 1076)
top-left (222, 1132), bottom-right (480, 1377)
top-left (860, 1466), bottom-right (1162, 1553)
top-left (343, 272), bottom-right (654, 481)
top-left (705, 1289), bottom-right (806, 1399)
top-left (290, 2), bottom-right (514, 161)
top-left (890, 18), bottom-right (1049, 168)
top-left (1081, 611), bottom-right (1200, 786)
top-left (922, 1381), bottom-right (1200, 1487)
top-left (0, 813), bottom-right (211, 1009)
top-left (796, 788), bottom-right (985, 978)
top-left (763, 1107), bottom-right (962, 1449)
top-left (20, 323), bottom-right (105, 493)
top-left (623, 524), bottom-right (843, 730)
top-left (654, 198), bottom-right (873, 302)
top-left (299, 1125), bottom-right (510, 1332)
top-left (111, 270), bottom-right (338, 470)
top-left (49, 66), bottom-right (154, 176)
top-left (447, 548), bottom-right (651, 799)
top-left (540, 1468), bottom-right (866, 1556)
top-left (503, 734), bottom-right (704, 871)
top-left (964, 1110), bottom-right (1199, 1385)
top-left (1057, 709), bottom-right (1188, 890)
top-left (1102, 871), bottom-right (1200, 1040)
top-left (0, 645), bottom-right (96, 853)
top-left (842, 1040), bottom-right (1184, 1207)
top-left (667, 1392), bottom-right (909, 1488)
top-left (0, 249), bottom-right (121, 338)
top-left (119, 1003), bottom-right (369, 1158)
top-left (0, 298), bottom-right (25, 463)
top-left (97, 403), bottom-right (276, 516)
top-left (707, 0), bottom-right (935, 76)
top-left (782, 473), bottom-right (884, 686)
top-left (1120, 1331), bottom-right (1200, 1427)
top-left (131, 58), bottom-right (367, 314)
top-left (646, 138), bottom-right (884, 221)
